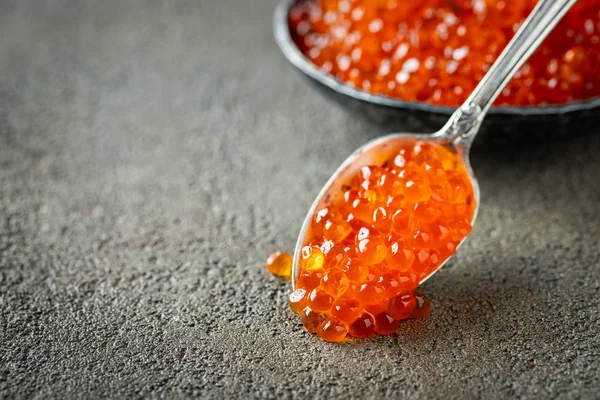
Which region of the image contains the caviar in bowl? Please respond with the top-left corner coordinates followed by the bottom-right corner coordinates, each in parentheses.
top-left (273, 0), bottom-right (600, 142)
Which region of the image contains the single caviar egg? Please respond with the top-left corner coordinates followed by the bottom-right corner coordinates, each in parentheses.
top-left (288, 140), bottom-right (473, 341)
top-left (374, 312), bottom-right (400, 336)
top-left (321, 269), bottom-right (350, 297)
top-left (348, 313), bottom-right (376, 339)
top-left (266, 251), bottom-right (293, 278)
top-left (342, 257), bottom-right (369, 282)
top-left (301, 245), bottom-right (325, 271)
top-left (318, 316), bottom-right (349, 342)
top-left (410, 290), bottom-right (431, 319)
top-left (356, 235), bottom-right (388, 265)
top-left (302, 308), bottom-right (324, 333)
top-left (288, 288), bottom-right (308, 315)
top-left (388, 292), bottom-right (417, 320)
top-left (297, 270), bottom-right (323, 290)
top-left (356, 282), bottom-right (385, 305)
top-left (331, 297), bottom-right (363, 324)
top-left (308, 288), bottom-right (334, 313)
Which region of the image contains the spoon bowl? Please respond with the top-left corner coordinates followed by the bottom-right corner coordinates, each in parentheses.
top-left (291, 133), bottom-right (480, 288)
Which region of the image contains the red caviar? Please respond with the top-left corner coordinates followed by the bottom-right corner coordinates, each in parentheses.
top-left (287, 139), bottom-right (475, 342)
top-left (289, 0), bottom-right (600, 106)
top-left (266, 251), bottom-right (293, 277)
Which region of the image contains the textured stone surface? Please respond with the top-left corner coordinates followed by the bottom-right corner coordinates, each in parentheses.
top-left (1, 0), bottom-right (599, 398)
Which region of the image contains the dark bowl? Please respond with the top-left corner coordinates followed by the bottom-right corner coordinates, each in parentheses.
top-left (273, 0), bottom-right (600, 145)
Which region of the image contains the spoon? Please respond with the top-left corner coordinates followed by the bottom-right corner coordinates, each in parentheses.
top-left (291, 0), bottom-right (577, 289)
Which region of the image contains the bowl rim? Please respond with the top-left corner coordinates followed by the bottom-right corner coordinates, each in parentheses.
top-left (273, 0), bottom-right (600, 116)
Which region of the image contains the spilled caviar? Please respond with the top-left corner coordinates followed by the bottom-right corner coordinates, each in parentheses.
top-left (269, 140), bottom-right (476, 342)
top-left (288, 0), bottom-right (600, 106)
top-left (266, 251), bottom-right (293, 277)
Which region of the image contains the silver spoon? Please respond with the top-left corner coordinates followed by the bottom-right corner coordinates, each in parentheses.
top-left (292, 0), bottom-right (577, 289)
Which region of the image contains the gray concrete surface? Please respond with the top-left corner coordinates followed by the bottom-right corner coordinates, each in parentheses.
top-left (1, 0), bottom-right (599, 398)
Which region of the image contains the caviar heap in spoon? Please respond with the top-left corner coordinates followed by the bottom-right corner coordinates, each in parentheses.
top-left (288, 0), bottom-right (576, 342)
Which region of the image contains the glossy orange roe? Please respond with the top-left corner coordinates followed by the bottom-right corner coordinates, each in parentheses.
top-left (289, 0), bottom-right (600, 106)
top-left (266, 251), bottom-right (293, 278)
top-left (290, 140), bottom-right (476, 342)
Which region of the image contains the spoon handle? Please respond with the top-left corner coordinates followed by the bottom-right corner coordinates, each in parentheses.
top-left (446, 0), bottom-right (578, 145)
